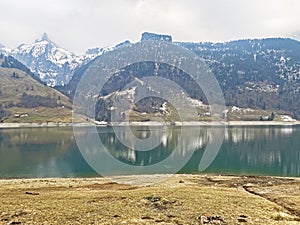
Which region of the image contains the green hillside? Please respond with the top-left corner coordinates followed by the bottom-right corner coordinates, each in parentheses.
top-left (0, 56), bottom-right (72, 123)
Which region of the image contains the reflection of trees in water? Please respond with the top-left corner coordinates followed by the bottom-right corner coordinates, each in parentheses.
top-left (0, 128), bottom-right (76, 177)
top-left (99, 126), bottom-right (210, 166)
top-left (222, 126), bottom-right (300, 176)
top-left (225, 126), bottom-right (295, 144)
top-left (2, 126), bottom-right (298, 177)
top-left (0, 131), bottom-right (10, 148)
top-left (1, 128), bottom-right (74, 145)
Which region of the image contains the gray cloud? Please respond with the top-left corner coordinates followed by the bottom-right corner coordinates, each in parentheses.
top-left (0, 0), bottom-right (299, 54)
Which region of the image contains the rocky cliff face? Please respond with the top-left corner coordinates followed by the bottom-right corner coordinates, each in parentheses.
top-left (141, 32), bottom-right (172, 42)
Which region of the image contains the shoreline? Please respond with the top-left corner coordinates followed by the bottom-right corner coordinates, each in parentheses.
top-left (0, 120), bottom-right (300, 128)
top-left (0, 173), bottom-right (299, 183)
top-left (0, 122), bottom-right (73, 128)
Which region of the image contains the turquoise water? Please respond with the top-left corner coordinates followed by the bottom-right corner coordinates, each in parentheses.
top-left (0, 125), bottom-right (299, 178)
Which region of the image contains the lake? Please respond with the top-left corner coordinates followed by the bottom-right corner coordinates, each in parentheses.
top-left (0, 125), bottom-right (299, 178)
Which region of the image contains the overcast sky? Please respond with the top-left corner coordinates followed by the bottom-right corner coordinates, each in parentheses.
top-left (0, 0), bottom-right (299, 54)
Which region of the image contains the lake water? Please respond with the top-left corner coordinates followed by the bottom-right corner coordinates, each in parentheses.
top-left (0, 125), bottom-right (299, 178)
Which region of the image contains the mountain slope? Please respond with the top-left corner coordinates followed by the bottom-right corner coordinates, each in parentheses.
top-left (64, 33), bottom-right (300, 120)
top-left (1, 32), bottom-right (299, 120)
top-left (0, 54), bottom-right (72, 122)
top-left (178, 38), bottom-right (300, 118)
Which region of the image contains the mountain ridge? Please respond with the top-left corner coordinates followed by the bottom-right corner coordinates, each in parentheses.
top-left (1, 32), bottom-right (299, 119)
top-left (61, 33), bottom-right (300, 119)
top-left (1, 32), bottom-right (299, 86)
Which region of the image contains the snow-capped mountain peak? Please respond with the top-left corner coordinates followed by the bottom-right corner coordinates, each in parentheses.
top-left (1, 34), bottom-right (134, 86)
top-left (41, 32), bottom-right (50, 42)
top-left (33, 32), bottom-right (51, 43)
top-left (10, 33), bottom-right (83, 86)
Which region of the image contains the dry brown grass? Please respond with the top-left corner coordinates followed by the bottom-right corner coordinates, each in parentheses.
top-left (4, 106), bottom-right (73, 123)
top-left (0, 175), bottom-right (300, 225)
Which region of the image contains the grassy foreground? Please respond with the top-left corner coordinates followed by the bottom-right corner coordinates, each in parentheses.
top-left (0, 174), bottom-right (300, 225)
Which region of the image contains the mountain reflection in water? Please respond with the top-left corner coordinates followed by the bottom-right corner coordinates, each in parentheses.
top-left (0, 125), bottom-right (299, 178)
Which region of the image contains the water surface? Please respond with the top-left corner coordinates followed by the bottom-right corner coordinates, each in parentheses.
top-left (0, 125), bottom-right (299, 178)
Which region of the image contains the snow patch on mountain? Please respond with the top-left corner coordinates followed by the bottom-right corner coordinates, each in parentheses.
top-left (5, 34), bottom-right (130, 86)
top-left (80, 47), bottom-right (110, 62)
top-left (244, 82), bottom-right (280, 93)
top-left (280, 115), bottom-right (296, 122)
top-left (230, 106), bottom-right (254, 113)
top-left (0, 43), bottom-right (12, 56)
top-left (8, 33), bottom-right (83, 86)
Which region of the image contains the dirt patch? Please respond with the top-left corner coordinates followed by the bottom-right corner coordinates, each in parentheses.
top-left (79, 182), bottom-right (138, 190)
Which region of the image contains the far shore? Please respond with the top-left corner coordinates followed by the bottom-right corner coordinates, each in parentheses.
top-left (0, 120), bottom-right (300, 129)
top-left (0, 122), bottom-right (73, 128)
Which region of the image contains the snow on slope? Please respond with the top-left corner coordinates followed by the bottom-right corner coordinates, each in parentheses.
top-left (6, 33), bottom-right (118, 86)
top-left (0, 34), bottom-right (129, 86)
top-left (9, 33), bottom-right (83, 86)
top-left (0, 43), bottom-right (12, 55)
